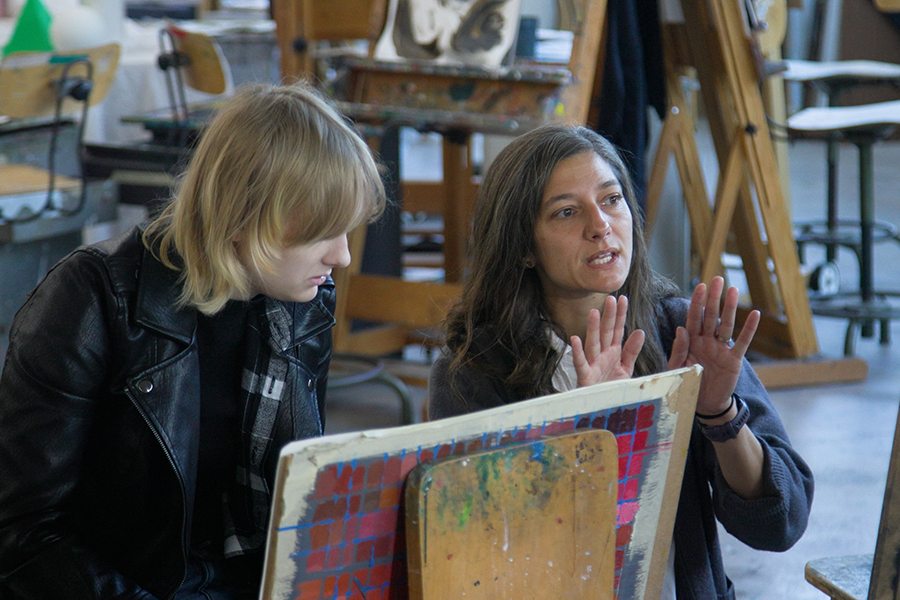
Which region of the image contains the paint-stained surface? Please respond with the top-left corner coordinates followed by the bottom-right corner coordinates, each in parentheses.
top-left (338, 57), bottom-right (570, 136)
top-left (261, 366), bottom-right (700, 600)
top-left (405, 429), bottom-right (618, 598)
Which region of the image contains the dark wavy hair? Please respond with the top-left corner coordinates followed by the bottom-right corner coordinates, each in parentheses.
top-left (443, 124), bottom-right (680, 400)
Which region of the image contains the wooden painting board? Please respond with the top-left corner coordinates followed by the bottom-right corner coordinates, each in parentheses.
top-left (261, 365), bottom-right (700, 599)
top-left (405, 428), bottom-right (619, 599)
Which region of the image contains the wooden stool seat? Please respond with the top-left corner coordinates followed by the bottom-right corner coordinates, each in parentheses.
top-left (787, 99), bottom-right (900, 134)
top-left (804, 394), bottom-right (900, 598)
top-left (782, 59), bottom-right (900, 85)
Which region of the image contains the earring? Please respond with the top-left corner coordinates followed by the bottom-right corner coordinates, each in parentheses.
top-left (524, 259), bottom-right (535, 268)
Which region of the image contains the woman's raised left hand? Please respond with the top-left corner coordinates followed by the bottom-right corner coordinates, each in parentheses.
top-left (571, 295), bottom-right (645, 388)
top-left (667, 276), bottom-right (760, 415)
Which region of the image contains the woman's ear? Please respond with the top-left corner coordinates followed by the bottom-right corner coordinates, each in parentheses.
top-left (524, 253), bottom-right (536, 269)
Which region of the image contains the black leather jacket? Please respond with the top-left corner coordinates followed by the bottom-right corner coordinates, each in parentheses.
top-left (0, 227), bottom-right (335, 599)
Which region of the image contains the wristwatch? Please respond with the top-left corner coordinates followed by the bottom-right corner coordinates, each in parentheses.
top-left (699, 394), bottom-right (749, 443)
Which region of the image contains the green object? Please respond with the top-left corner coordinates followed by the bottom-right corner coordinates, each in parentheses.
top-left (2, 0), bottom-right (55, 57)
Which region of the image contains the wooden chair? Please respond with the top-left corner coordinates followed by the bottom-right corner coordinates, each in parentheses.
top-left (0, 43), bottom-right (119, 224)
top-left (149, 25), bottom-right (231, 147)
top-left (331, 223), bottom-right (462, 388)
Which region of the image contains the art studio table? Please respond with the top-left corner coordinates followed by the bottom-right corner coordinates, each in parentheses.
top-left (335, 56), bottom-right (571, 281)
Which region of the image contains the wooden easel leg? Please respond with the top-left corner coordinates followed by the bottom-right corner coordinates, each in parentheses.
top-left (441, 131), bottom-right (473, 283)
top-left (644, 108), bottom-right (681, 235)
top-left (700, 131), bottom-right (745, 284)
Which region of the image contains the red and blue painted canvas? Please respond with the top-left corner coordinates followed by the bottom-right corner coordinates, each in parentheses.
top-left (262, 366), bottom-right (700, 600)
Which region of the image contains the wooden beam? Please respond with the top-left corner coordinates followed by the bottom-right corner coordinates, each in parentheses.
top-left (345, 274), bottom-right (461, 329)
top-left (752, 356), bottom-right (867, 389)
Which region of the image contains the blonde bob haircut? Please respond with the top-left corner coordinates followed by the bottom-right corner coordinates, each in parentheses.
top-left (143, 82), bottom-right (386, 314)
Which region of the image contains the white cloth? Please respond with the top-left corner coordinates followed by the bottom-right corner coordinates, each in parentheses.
top-left (550, 329), bottom-right (576, 392)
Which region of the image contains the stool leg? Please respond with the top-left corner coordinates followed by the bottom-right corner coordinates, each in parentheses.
top-left (858, 141), bottom-right (875, 338)
top-left (844, 319), bottom-right (859, 357)
top-left (826, 136), bottom-right (839, 263)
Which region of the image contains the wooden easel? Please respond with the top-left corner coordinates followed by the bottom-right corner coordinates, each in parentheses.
top-left (648, 0), bottom-right (815, 359)
top-left (645, 0), bottom-right (867, 385)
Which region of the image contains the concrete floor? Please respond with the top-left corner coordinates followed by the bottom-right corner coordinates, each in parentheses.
top-left (324, 133), bottom-right (900, 598)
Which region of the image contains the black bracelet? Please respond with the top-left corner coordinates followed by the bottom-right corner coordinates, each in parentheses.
top-left (699, 395), bottom-right (750, 443)
top-left (696, 393), bottom-right (736, 420)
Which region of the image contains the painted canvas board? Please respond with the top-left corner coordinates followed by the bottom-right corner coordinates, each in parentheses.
top-left (261, 365), bottom-right (701, 600)
top-left (373, 0), bottom-right (523, 67)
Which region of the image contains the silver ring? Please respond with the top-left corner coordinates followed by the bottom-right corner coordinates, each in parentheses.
top-left (717, 336), bottom-right (734, 348)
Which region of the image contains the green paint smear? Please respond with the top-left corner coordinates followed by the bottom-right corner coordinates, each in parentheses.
top-left (459, 494), bottom-right (473, 528)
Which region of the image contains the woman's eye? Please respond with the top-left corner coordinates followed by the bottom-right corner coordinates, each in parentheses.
top-left (555, 207), bottom-right (575, 218)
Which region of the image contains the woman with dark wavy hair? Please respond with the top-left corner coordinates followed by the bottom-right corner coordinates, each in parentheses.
top-left (428, 124), bottom-right (813, 599)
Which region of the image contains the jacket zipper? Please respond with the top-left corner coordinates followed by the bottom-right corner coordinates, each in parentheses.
top-left (126, 389), bottom-right (188, 599)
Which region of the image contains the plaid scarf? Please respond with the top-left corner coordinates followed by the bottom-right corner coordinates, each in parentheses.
top-left (222, 298), bottom-right (295, 558)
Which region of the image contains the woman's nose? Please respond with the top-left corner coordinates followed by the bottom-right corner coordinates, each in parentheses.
top-left (586, 207), bottom-right (611, 238)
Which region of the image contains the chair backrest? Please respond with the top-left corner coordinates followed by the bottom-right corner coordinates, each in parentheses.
top-left (0, 43), bottom-right (120, 119)
top-left (163, 25), bottom-right (230, 96)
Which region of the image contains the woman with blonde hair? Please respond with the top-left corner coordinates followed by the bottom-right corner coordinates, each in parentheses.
top-left (0, 82), bottom-right (385, 598)
top-left (429, 124), bottom-right (813, 598)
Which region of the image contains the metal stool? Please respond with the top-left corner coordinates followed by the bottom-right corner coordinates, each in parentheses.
top-left (327, 354), bottom-right (414, 425)
top-left (787, 99), bottom-right (900, 355)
